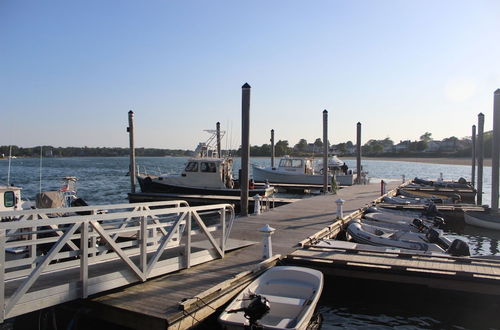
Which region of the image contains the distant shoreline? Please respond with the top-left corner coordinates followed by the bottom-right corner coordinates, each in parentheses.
top-left (341, 156), bottom-right (492, 167)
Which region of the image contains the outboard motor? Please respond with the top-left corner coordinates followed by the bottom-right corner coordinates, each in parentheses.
top-left (432, 217), bottom-right (445, 227)
top-left (412, 218), bottom-right (427, 232)
top-left (447, 239), bottom-right (471, 257)
top-left (228, 294), bottom-right (270, 326)
top-left (458, 177), bottom-right (467, 185)
top-left (423, 202), bottom-right (441, 217)
top-left (426, 228), bottom-right (441, 244)
top-left (366, 206), bottom-right (379, 213)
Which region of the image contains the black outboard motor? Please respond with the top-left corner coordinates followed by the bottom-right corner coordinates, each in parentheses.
top-left (447, 239), bottom-right (471, 257)
top-left (426, 228), bottom-right (441, 244)
top-left (423, 202), bottom-right (441, 217)
top-left (244, 295), bottom-right (270, 325)
top-left (228, 294), bottom-right (270, 327)
top-left (432, 216), bottom-right (445, 227)
top-left (412, 218), bottom-right (427, 232)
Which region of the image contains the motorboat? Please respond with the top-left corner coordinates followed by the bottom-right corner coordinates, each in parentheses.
top-left (252, 156), bottom-right (329, 185)
top-left (401, 177), bottom-right (476, 203)
top-left (464, 210), bottom-right (500, 230)
top-left (219, 266), bottom-right (323, 330)
top-left (139, 157), bottom-right (274, 197)
top-left (363, 212), bottom-right (445, 228)
top-left (347, 219), bottom-right (445, 252)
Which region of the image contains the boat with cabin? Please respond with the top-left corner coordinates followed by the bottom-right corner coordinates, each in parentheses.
top-left (252, 156), bottom-right (327, 186)
top-left (138, 157), bottom-right (274, 197)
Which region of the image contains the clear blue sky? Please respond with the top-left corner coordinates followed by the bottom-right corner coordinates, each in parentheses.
top-left (1, 0), bottom-right (499, 149)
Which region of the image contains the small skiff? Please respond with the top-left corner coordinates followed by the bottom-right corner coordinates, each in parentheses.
top-left (464, 211), bottom-right (500, 230)
top-left (219, 266), bottom-right (323, 330)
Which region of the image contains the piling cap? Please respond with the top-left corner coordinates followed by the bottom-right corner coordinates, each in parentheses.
top-left (323, 109), bottom-right (328, 114)
top-left (242, 83), bottom-right (251, 88)
top-left (336, 198), bottom-right (345, 204)
top-left (495, 88), bottom-right (500, 95)
top-left (258, 224), bottom-right (275, 233)
top-left (128, 110), bottom-right (134, 114)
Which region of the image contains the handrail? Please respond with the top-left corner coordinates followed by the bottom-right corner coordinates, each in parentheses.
top-left (0, 201), bottom-right (235, 322)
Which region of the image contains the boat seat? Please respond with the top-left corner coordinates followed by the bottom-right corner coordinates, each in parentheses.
top-left (262, 294), bottom-right (305, 306)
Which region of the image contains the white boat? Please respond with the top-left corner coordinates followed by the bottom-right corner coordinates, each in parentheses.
top-left (464, 210), bottom-right (500, 230)
top-left (139, 157), bottom-right (274, 197)
top-left (219, 266), bottom-right (323, 330)
top-left (252, 156), bottom-right (329, 185)
top-left (347, 220), bottom-right (445, 252)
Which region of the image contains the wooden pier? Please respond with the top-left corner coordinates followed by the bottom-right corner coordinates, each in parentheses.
top-left (3, 181), bottom-right (500, 329)
top-left (74, 182), bottom-right (401, 329)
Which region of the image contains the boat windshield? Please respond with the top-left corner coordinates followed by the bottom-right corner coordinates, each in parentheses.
top-left (279, 159), bottom-right (303, 168)
top-left (200, 162), bottom-right (217, 173)
top-left (185, 162), bottom-right (199, 172)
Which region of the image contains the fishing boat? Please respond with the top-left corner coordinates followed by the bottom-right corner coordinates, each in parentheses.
top-left (464, 210), bottom-right (500, 230)
top-left (219, 266), bottom-right (323, 330)
top-left (138, 157), bottom-right (274, 197)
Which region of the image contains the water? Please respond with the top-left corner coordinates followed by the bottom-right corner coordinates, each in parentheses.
top-left (1, 156), bottom-right (499, 329)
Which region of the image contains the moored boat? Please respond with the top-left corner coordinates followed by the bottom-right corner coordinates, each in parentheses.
top-left (139, 157), bottom-right (274, 197)
top-left (252, 156), bottom-right (328, 185)
top-left (464, 210), bottom-right (500, 230)
top-left (219, 266), bottom-right (323, 330)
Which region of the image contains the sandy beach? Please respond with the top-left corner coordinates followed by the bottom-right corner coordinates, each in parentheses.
top-left (342, 156), bottom-right (492, 167)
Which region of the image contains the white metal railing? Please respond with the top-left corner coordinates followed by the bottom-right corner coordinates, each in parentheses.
top-left (0, 200), bottom-right (234, 322)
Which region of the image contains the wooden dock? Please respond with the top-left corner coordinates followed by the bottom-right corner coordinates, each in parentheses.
top-left (76, 182), bottom-right (399, 329)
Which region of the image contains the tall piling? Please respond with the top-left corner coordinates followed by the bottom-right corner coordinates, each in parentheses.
top-left (271, 129), bottom-right (275, 168)
top-left (322, 110), bottom-right (328, 194)
top-left (477, 113), bottom-right (485, 205)
top-left (471, 125), bottom-right (476, 188)
top-left (127, 110), bottom-right (136, 193)
top-left (240, 83), bottom-right (251, 216)
top-left (356, 122), bottom-right (362, 184)
top-left (216, 122), bottom-right (221, 158)
top-left (491, 89), bottom-right (500, 211)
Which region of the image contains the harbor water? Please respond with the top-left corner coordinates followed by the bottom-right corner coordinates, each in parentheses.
top-left (1, 156), bottom-right (499, 329)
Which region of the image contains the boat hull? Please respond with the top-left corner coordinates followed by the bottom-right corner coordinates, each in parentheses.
top-left (464, 211), bottom-right (500, 230)
top-left (138, 175), bottom-right (273, 197)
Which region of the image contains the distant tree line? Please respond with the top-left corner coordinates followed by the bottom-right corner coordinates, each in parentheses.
top-left (0, 131), bottom-right (493, 159)
top-left (0, 146), bottom-right (193, 158)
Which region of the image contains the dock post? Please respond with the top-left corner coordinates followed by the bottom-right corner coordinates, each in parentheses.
top-left (127, 110), bottom-right (136, 194)
top-left (323, 110), bottom-right (328, 194)
top-left (491, 89), bottom-right (500, 211)
top-left (271, 129), bottom-right (275, 168)
top-left (471, 125), bottom-right (476, 188)
top-left (258, 224), bottom-right (275, 259)
top-left (477, 113), bottom-right (485, 205)
top-left (216, 122), bottom-right (221, 158)
top-left (356, 122), bottom-right (362, 184)
top-left (253, 194), bottom-right (262, 215)
top-left (240, 83), bottom-right (251, 216)
top-left (336, 199), bottom-right (345, 219)
top-left (402, 175), bottom-right (406, 183)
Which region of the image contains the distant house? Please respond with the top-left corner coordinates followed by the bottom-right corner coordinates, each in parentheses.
top-left (425, 140), bottom-right (441, 152)
top-left (393, 140), bottom-right (411, 152)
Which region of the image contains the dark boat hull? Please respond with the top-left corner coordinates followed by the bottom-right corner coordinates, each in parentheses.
top-left (137, 176), bottom-right (272, 197)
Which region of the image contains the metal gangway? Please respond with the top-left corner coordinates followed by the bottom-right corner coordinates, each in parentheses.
top-left (0, 200), bottom-right (234, 322)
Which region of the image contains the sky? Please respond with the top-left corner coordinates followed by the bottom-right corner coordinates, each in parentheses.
top-left (1, 0), bottom-right (499, 150)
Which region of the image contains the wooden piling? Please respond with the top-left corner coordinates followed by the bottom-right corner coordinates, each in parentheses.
top-left (356, 122), bottom-right (362, 184)
top-left (216, 122), bottom-right (221, 158)
top-left (240, 83), bottom-right (251, 216)
top-left (477, 113), bottom-right (484, 205)
top-left (322, 110), bottom-right (328, 194)
top-left (271, 129), bottom-right (275, 168)
top-left (491, 89), bottom-right (500, 211)
top-left (471, 125), bottom-right (476, 189)
top-left (127, 110), bottom-right (136, 194)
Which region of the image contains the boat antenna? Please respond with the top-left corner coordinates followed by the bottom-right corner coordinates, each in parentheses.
top-left (39, 146), bottom-right (43, 194)
top-left (7, 145), bottom-right (12, 186)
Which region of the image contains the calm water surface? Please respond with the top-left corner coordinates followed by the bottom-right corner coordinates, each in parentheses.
top-left (1, 157), bottom-right (498, 329)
